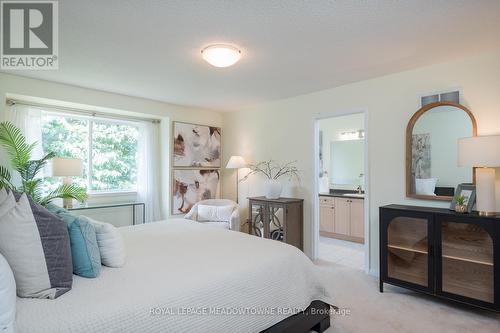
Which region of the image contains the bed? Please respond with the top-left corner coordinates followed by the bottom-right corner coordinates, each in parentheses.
top-left (15, 219), bottom-right (333, 333)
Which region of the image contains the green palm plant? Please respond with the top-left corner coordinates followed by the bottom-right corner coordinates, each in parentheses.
top-left (0, 121), bottom-right (87, 206)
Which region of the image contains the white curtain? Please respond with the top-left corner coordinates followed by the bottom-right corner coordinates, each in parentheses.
top-left (8, 103), bottom-right (44, 158)
top-left (3, 103), bottom-right (45, 185)
top-left (137, 121), bottom-right (162, 222)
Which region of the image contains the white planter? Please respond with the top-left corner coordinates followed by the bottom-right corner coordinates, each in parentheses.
top-left (265, 179), bottom-right (282, 199)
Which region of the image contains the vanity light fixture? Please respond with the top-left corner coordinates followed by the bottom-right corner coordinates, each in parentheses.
top-left (339, 130), bottom-right (365, 141)
top-left (201, 44), bottom-right (242, 68)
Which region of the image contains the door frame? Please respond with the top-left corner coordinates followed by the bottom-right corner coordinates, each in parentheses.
top-left (312, 110), bottom-right (370, 273)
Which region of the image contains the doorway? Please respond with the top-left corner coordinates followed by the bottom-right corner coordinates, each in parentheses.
top-left (313, 112), bottom-right (369, 272)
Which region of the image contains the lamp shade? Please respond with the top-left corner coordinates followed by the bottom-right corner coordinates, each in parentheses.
top-left (226, 156), bottom-right (247, 169)
top-left (458, 136), bottom-right (500, 167)
top-left (52, 158), bottom-right (83, 177)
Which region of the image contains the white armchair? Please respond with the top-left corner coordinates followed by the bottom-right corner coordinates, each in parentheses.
top-left (184, 199), bottom-right (240, 231)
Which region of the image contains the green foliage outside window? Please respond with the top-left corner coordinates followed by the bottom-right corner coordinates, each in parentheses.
top-left (41, 113), bottom-right (138, 193)
top-left (91, 121), bottom-right (138, 191)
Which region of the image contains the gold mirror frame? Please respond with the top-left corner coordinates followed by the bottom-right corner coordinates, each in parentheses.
top-left (406, 101), bottom-right (477, 201)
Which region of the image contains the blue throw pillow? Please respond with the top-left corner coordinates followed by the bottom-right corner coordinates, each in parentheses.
top-left (46, 203), bottom-right (68, 215)
top-left (49, 207), bottom-right (101, 278)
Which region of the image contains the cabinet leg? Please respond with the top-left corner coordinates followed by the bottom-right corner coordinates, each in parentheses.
top-left (379, 280), bottom-right (383, 293)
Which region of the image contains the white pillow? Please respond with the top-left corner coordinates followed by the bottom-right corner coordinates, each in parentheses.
top-left (197, 205), bottom-right (234, 222)
top-left (415, 178), bottom-right (438, 196)
top-left (0, 253), bottom-right (16, 333)
top-left (88, 218), bottom-right (126, 268)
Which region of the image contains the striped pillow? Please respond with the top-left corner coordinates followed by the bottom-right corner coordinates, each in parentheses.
top-left (0, 192), bottom-right (73, 299)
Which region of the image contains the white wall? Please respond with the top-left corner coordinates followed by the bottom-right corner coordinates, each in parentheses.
top-left (0, 73), bottom-right (223, 223)
top-left (222, 52), bottom-right (500, 275)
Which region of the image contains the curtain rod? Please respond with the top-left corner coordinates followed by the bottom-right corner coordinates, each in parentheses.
top-left (6, 99), bottom-right (161, 124)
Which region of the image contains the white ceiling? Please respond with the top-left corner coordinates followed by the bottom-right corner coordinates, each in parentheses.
top-left (4, 0), bottom-right (500, 111)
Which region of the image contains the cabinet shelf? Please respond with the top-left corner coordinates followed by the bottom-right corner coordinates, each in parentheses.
top-left (442, 254), bottom-right (493, 266)
top-left (387, 244), bottom-right (428, 254)
top-left (442, 257), bottom-right (494, 303)
top-left (442, 222), bottom-right (493, 267)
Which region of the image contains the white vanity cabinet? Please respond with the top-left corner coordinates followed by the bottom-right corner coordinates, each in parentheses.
top-left (319, 196), bottom-right (335, 233)
top-left (319, 195), bottom-right (364, 243)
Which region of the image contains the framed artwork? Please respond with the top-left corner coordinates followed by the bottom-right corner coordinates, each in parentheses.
top-left (412, 133), bottom-right (431, 179)
top-left (172, 169), bottom-right (220, 214)
top-left (173, 122), bottom-right (221, 167)
top-left (450, 183), bottom-right (476, 213)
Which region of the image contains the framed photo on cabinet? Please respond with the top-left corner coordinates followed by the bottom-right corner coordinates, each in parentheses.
top-left (450, 183), bottom-right (476, 213)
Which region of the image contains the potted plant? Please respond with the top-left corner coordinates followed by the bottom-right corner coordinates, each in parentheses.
top-left (0, 121), bottom-right (87, 206)
top-left (241, 160), bottom-right (300, 199)
top-left (455, 195), bottom-right (467, 214)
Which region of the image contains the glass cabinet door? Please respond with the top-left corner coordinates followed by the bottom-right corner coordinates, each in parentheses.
top-left (267, 204), bottom-right (284, 241)
top-left (386, 216), bottom-right (430, 288)
top-left (440, 221), bottom-right (494, 303)
top-left (249, 202), bottom-right (266, 237)
top-left (249, 202), bottom-right (284, 242)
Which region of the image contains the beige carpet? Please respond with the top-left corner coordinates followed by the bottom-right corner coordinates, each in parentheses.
top-left (314, 260), bottom-right (500, 333)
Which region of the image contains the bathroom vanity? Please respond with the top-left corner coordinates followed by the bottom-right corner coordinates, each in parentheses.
top-left (319, 191), bottom-right (364, 243)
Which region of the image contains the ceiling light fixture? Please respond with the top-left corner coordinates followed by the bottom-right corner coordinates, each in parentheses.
top-left (201, 44), bottom-right (241, 68)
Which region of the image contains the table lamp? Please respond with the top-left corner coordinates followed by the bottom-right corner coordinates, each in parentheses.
top-left (458, 135), bottom-right (500, 216)
top-left (52, 157), bottom-right (84, 208)
top-left (226, 156), bottom-right (247, 203)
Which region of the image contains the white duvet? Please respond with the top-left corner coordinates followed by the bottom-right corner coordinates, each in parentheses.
top-left (15, 219), bottom-right (333, 333)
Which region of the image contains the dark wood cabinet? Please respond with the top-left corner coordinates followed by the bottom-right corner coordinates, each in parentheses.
top-left (380, 205), bottom-right (499, 311)
top-left (248, 197), bottom-right (303, 250)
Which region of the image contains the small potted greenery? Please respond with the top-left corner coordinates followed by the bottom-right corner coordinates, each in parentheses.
top-left (455, 195), bottom-right (467, 213)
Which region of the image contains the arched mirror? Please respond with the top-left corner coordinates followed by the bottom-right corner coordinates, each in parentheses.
top-left (406, 101), bottom-right (477, 201)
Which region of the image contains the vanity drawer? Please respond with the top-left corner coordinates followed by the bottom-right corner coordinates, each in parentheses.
top-left (319, 196), bottom-right (335, 206)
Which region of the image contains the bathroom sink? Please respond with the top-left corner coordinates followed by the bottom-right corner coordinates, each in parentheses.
top-left (342, 193), bottom-right (365, 198)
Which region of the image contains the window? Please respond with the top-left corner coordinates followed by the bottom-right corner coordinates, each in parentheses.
top-left (41, 111), bottom-right (139, 193)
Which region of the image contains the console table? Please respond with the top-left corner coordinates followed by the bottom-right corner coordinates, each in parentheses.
top-left (69, 202), bottom-right (146, 225)
top-left (379, 204), bottom-right (500, 311)
top-left (247, 197), bottom-right (303, 250)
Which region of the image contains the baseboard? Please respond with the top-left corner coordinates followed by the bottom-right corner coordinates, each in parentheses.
top-left (319, 231), bottom-right (364, 244)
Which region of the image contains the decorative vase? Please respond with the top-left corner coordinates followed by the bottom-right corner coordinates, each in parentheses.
top-left (455, 204), bottom-right (467, 214)
top-left (265, 179), bottom-right (282, 199)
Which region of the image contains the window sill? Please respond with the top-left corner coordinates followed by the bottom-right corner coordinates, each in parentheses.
top-left (88, 191), bottom-right (138, 198)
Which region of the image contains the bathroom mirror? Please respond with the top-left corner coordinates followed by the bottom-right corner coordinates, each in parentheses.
top-left (406, 101), bottom-right (477, 201)
top-left (330, 140), bottom-right (364, 187)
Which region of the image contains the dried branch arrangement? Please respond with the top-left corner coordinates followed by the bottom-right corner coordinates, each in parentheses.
top-left (240, 160), bottom-right (300, 182)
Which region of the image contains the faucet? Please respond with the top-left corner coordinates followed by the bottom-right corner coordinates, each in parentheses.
top-left (356, 185), bottom-right (363, 194)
